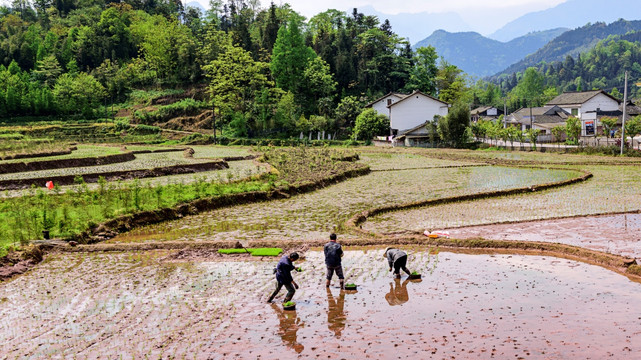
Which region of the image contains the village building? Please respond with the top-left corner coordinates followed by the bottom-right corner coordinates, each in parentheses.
top-left (505, 106), bottom-right (570, 141)
top-left (587, 100), bottom-right (641, 136)
top-left (470, 106), bottom-right (504, 122)
top-left (545, 90), bottom-right (621, 136)
top-left (394, 122), bottom-right (438, 147)
top-left (367, 90), bottom-right (450, 137)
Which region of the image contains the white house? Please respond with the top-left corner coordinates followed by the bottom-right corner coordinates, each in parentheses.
top-left (367, 92), bottom-right (407, 120)
top-left (368, 90), bottom-right (450, 136)
top-left (545, 90), bottom-right (621, 136)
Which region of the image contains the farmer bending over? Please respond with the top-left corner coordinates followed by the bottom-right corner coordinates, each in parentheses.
top-left (384, 247), bottom-right (412, 279)
top-left (324, 233), bottom-right (344, 289)
top-left (267, 252), bottom-right (300, 303)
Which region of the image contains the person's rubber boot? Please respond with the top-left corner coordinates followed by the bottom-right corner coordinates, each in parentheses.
top-left (326, 279), bottom-right (331, 288)
top-left (339, 280), bottom-right (344, 289)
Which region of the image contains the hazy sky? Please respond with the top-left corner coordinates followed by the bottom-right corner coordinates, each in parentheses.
top-left (275, 0), bottom-right (566, 18)
top-left (188, 0), bottom-right (569, 35)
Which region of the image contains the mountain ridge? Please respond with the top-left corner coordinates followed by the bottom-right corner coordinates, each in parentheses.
top-left (412, 28), bottom-right (568, 77)
top-left (490, 0), bottom-right (641, 42)
top-left (494, 19), bottom-right (641, 77)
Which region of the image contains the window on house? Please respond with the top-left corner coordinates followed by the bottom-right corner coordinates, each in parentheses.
top-left (571, 108), bottom-right (578, 116)
top-left (387, 99), bottom-right (392, 106)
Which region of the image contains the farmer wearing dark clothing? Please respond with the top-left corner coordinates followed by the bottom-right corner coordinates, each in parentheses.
top-left (384, 247), bottom-right (412, 278)
top-left (267, 252), bottom-right (300, 303)
top-left (324, 233), bottom-right (344, 288)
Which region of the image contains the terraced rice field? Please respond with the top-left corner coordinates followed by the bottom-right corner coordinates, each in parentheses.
top-left (2, 250), bottom-right (640, 359)
top-left (365, 164), bottom-right (641, 234)
top-left (0, 147), bottom-right (242, 182)
top-left (112, 157), bottom-right (580, 243)
top-left (0, 144), bottom-right (121, 164)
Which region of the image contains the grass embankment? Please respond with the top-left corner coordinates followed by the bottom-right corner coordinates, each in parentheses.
top-left (0, 147), bottom-right (362, 253)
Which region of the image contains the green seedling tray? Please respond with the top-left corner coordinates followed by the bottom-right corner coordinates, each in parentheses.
top-left (217, 248), bottom-right (283, 256)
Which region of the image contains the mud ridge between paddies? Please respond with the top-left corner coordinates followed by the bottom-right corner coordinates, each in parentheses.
top-left (29, 236), bottom-right (640, 281)
top-left (345, 167), bottom-right (592, 237)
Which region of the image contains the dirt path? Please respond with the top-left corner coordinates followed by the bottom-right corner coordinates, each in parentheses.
top-left (2, 250), bottom-right (640, 358)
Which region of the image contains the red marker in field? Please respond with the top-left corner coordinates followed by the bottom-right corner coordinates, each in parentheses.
top-left (46, 181), bottom-right (54, 190)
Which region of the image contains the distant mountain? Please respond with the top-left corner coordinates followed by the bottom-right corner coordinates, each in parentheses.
top-left (358, 6), bottom-right (472, 43)
top-left (495, 19), bottom-right (641, 77)
top-left (412, 28), bottom-right (567, 77)
top-left (490, 0), bottom-right (641, 42)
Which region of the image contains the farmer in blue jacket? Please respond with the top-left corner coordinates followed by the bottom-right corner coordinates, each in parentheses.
top-left (267, 252), bottom-right (300, 303)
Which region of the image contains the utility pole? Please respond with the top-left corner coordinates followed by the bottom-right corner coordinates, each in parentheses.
top-left (212, 103), bottom-right (217, 145)
top-left (621, 71), bottom-right (628, 155)
top-left (529, 102), bottom-right (533, 130)
top-left (503, 98), bottom-right (507, 128)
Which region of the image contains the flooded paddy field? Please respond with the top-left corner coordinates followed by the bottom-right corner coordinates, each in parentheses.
top-left (111, 164), bottom-right (579, 243)
top-left (365, 165), bottom-right (641, 234)
top-left (2, 250), bottom-right (641, 359)
top-left (443, 212), bottom-right (641, 258)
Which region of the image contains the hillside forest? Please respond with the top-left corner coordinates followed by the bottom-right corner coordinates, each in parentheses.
top-left (1, 0), bottom-right (640, 140)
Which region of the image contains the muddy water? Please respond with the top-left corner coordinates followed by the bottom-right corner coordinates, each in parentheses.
top-left (2, 250), bottom-right (641, 358)
top-left (444, 213), bottom-right (641, 258)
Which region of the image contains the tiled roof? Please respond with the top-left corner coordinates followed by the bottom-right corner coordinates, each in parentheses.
top-left (546, 90), bottom-right (620, 106)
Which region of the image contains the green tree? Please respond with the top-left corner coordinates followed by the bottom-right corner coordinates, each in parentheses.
top-left (270, 18), bottom-right (315, 100)
top-left (352, 108), bottom-right (389, 141)
top-left (625, 115), bottom-right (641, 148)
top-left (436, 61), bottom-right (468, 104)
top-left (526, 128), bottom-right (541, 150)
top-left (334, 96), bottom-right (362, 137)
top-left (203, 43), bottom-right (272, 118)
top-left (52, 72), bottom-right (106, 116)
top-left (600, 116), bottom-right (618, 145)
top-left (510, 67), bottom-right (545, 106)
top-left (32, 54), bottom-right (61, 88)
top-left (565, 116), bottom-right (581, 144)
top-left (506, 126), bottom-right (520, 150)
top-left (302, 56), bottom-right (337, 115)
top-left (437, 102), bottom-right (470, 147)
top-left (551, 125), bottom-right (566, 148)
top-left (404, 46), bottom-right (438, 95)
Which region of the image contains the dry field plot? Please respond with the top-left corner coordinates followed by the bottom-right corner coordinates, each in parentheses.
top-left (2, 250), bottom-right (640, 359)
top-left (112, 162), bottom-right (579, 243)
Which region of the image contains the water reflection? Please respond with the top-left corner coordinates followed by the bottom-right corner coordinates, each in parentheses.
top-left (326, 288), bottom-right (346, 338)
top-left (270, 303), bottom-right (305, 353)
top-left (385, 278), bottom-right (409, 306)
